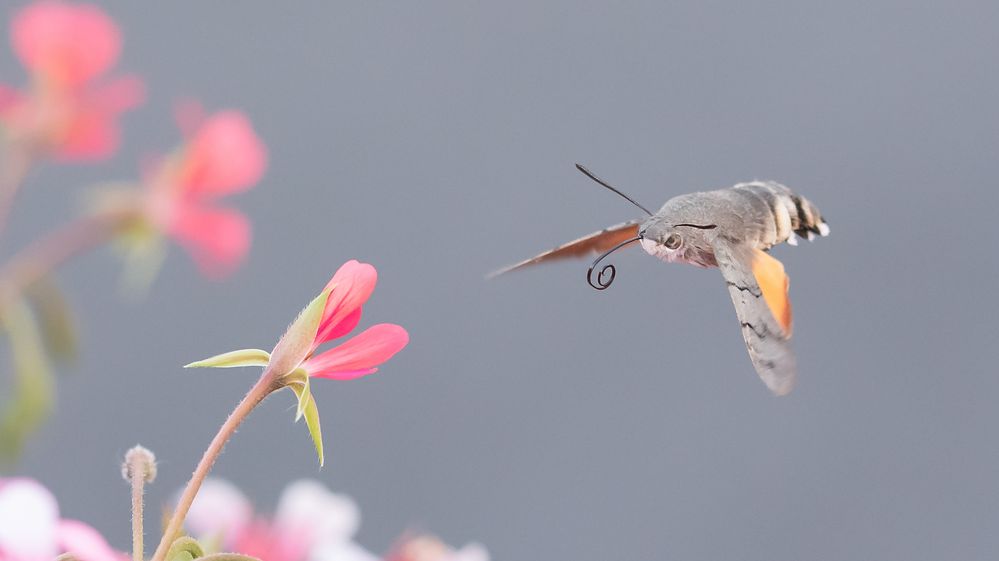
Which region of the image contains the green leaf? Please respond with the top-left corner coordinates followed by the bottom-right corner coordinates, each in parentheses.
top-left (267, 288), bottom-right (331, 378)
top-left (25, 279), bottom-right (77, 363)
top-left (184, 349), bottom-right (271, 369)
top-left (166, 536), bottom-right (205, 561)
top-left (0, 299), bottom-right (54, 461)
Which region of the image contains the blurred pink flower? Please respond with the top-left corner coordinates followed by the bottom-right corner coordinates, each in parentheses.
top-left (270, 260), bottom-right (410, 381)
top-left (0, 1), bottom-right (143, 160)
top-left (0, 478), bottom-right (124, 561)
top-left (142, 108), bottom-right (266, 278)
top-left (185, 479), bottom-right (376, 561)
top-left (385, 536), bottom-right (489, 561)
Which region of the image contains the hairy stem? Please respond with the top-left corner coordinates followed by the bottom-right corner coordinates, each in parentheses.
top-left (150, 373), bottom-right (280, 561)
top-left (130, 465), bottom-right (144, 561)
top-left (123, 446), bottom-right (157, 561)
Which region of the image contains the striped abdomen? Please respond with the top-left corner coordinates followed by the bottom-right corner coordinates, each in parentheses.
top-left (729, 181), bottom-right (829, 249)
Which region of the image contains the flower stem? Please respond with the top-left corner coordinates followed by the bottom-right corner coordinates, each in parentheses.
top-left (0, 142), bottom-right (35, 241)
top-left (123, 446), bottom-right (157, 561)
top-left (0, 209), bottom-right (130, 308)
top-left (150, 373), bottom-right (280, 561)
top-left (130, 467), bottom-right (145, 561)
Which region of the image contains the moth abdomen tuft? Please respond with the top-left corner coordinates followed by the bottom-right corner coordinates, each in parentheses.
top-left (789, 193), bottom-right (829, 240)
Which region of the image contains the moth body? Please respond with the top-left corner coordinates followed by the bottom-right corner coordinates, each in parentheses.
top-left (638, 181), bottom-right (828, 269)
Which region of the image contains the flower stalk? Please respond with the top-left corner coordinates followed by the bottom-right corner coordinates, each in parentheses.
top-left (0, 142), bottom-right (35, 239)
top-left (0, 207), bottom-right (133, 310)
top-left (150, 371), bottom-right (280, 561)
top-left (122, 446), bottom-right (157, 561)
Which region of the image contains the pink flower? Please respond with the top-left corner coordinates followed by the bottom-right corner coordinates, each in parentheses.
top-left (0, 478), bottom-right (124, 561)
top-left (0, 1), bottom-right (143, 160)
top-left (143, 108), bottom-right (266, 278)
top-left (271, 260), bottom-right (410, 381)
top-left (184, 479), bottom-right (376, 561)
top-left (386, 536), bottom-right (490, 561)
top-left (186, 260), bottom-right (408, 464)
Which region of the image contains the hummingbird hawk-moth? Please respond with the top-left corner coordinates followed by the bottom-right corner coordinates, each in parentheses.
top-left (492, 164), bottom-right (829, 396)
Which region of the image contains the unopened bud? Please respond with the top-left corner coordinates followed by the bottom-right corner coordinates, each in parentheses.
top-left (122, 445), bottom-right (157, 483)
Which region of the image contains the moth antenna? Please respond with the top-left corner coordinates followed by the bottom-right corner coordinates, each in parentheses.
top-left (586, 236), bottom-right (643, 290)
top-left (575, 163), bottom-right (653, 216)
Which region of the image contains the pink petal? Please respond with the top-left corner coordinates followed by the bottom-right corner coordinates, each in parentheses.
top-left (93, 74), bottom-right (145, 113)
top-left (176, 110), bottom-right (267, 198)
top-left (52, 76), bottom-right (144, 160)
top-left (308, 367), bottom-right (377, 381)
top-left (314, 261), bottom-right (377, 347)
top-left (0, 84), bottom-right (22, 115)
top-left (168, 204), bottom-right (251, 279)
top-left (12, 1), bottom-right (122, 88)
top-left (305, 324), bottom-right (408, 380)
top-left (324, 306), bottom-right (362, 342)
top-left (0, 478), bottom-right (59, 561)
top-left (233, 521), bottom-right (293, 561)
top-left (56, 521), bottom-right (124, 561)
top-left (53, 103), bottom-right (118, 160)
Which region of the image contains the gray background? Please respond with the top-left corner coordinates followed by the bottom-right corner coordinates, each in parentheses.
top-left (3, 1), bottom-right (999, 560)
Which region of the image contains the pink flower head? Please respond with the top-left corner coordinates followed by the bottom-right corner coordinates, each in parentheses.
top-left (184, 479), bottom-right (374, 561)
top-left (187, 261), bottom-right (408, 465)
top-left (270, 260), bottom-right (409, 381)
top-left (0, 1), bottom-right (144, 159)
top-left (144, 108), bottom-right (266, 278)
top-left (386, 535), bottom-right (490, 561)
top-left (0, 478), bottom-right (124, 561)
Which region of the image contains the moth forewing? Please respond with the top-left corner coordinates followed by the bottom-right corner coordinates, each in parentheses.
top-left (489, 219), bottom-right (642, 278)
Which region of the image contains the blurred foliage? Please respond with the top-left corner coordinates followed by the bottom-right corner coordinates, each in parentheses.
top-left (26, 279), bottom-right (78, 363)
top-left (0, 296), bottom-right (54, 462)
top-left (0, 278), bottom-right (78, 462)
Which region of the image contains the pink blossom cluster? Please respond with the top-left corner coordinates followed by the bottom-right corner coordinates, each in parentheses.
top-left (185, 479), bottom-right (488, 561)
top-left (1, 0), bottom-right (266, 278)
top-left (0, 477), bottom-right (489, 561)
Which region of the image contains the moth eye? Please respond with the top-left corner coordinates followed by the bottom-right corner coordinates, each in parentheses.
top-left (664, 233), bottom-right (682, 250)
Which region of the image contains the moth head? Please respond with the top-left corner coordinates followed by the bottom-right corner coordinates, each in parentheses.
top-left (639, 220), bottom-right (716, 264)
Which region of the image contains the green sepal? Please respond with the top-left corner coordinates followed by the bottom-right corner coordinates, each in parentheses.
top-left (267, 288), bottom-right (331, 378)
top-left (289, 381), bottom-right (324, 466)
top-left (284, 368), bottom-right (310, 420)
top-left (0, 298), bottom-right (54, 461)
top-left (184, 349), bottom-right (271, 369)
top-left (303, 393), bottom-right (325, 467)
top-left (166, 536), bottom-right (205, 561)
top-left (119, 233), bottom-right (167, 298)
top-left (25, 279), bottom-right (77, 363)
